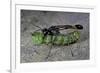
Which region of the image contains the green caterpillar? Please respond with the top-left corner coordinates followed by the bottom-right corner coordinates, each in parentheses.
top-left (32, 31), bottom-right (80, 45)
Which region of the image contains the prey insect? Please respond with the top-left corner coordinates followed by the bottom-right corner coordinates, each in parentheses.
top-left (31, 24), bottom-right (83, 60)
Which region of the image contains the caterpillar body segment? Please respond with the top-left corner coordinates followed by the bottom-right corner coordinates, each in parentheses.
top-left (32, 31), bottom-right (80, 45)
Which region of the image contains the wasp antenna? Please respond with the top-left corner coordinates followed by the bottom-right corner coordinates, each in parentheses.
top-left (33, 24), bottom-right (42, 29)
top-left (31, 23), bottom-right (42, 30)
top-left (31, 29), bottom-right (42, 35)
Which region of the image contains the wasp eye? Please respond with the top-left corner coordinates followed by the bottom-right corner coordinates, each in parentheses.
top-left (75, 25), bottom-right (83, 30)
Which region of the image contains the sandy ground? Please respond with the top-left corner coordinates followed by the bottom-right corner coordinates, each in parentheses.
top-left (20, 10), bottom-right (89, 63)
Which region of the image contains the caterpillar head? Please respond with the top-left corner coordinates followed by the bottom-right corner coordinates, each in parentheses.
top-left (75, 24), bottom-right (83, 30)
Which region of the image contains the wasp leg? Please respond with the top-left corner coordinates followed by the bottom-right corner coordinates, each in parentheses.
top-left (45, 36), bottom-right (53, 61)
top-left (67, 42), bottom-right (74, 57)
top-left (70, 48), bottom-right (74, 57)
top-left (45, 45), bottom-right (52, 61)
